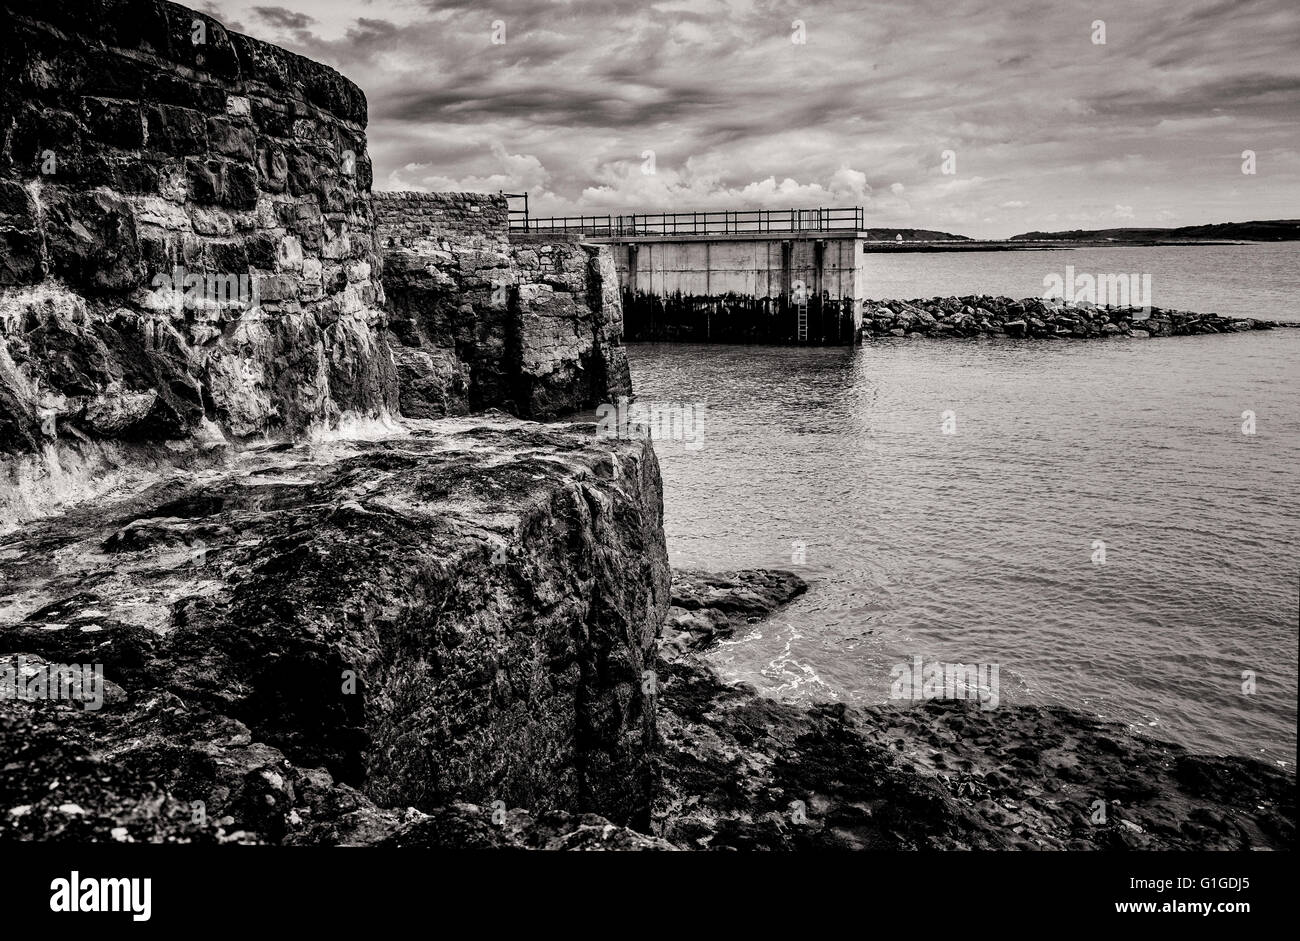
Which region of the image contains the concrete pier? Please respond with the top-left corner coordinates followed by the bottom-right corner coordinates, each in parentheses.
top-left (515, 208), bottom-right (868, 344)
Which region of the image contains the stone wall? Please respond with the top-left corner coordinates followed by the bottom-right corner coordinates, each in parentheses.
top-left (373, 191), bottom-right (631, 420)
top-left (374, 190), bottom-right (509, 245)
top-left (0, 0), bottom-right (665, 841)
top-left (0, 0), bottom-right (393, 468)
top-left (0, 5), bottom-right (635, 525)
top-left (512, 236), bottom-right (632, 417)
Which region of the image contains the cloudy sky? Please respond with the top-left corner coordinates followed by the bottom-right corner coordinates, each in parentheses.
top-left (200, 0), bottom-right (1299, 238)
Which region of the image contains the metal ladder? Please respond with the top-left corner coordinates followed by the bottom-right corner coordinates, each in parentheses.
top-left (796, 297), bottom-right (809, 342)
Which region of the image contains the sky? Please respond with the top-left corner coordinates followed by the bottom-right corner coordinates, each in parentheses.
top-left (198, 0), bottom-right (1300, 239)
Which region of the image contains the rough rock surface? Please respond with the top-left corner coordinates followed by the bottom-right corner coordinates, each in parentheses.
top-left (653, 659), bottom-right (1294, 850)
top-left (512, 234), bottom-right (632, 418)
top-left (1, 416), bottom-right (671, 840)
top-left (374, 192), bottom-right (632, 421)
top-left (660, 568), bottom-right (807, 658)
top-left (862, 295), bottom-right (1288, 339)
top-left (373, 803), bottom-right (677, 850)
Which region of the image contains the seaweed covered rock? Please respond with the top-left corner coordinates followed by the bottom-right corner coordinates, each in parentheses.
top-left (649, 570), bottom-right (1294, 850)
top-left (653, 658), bottom-right (1294, 850)
top-left (660, 568), bottom-right (807, 657)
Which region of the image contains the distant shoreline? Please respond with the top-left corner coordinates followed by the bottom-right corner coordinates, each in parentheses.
top-left (870, 220), bottom-right (1300, 246)
top-left (862, 239), bottom-right (1281, 252)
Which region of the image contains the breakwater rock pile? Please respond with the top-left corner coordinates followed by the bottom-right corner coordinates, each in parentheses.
top-left (862, 296), bottom-right (1284, 339)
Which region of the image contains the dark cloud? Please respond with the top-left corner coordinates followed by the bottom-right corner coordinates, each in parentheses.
top-left (252, 5), bottom-right (315, 30)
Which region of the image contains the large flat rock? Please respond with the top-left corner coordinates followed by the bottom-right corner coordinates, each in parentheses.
top-left (1, 416), bottom-right (671, 840)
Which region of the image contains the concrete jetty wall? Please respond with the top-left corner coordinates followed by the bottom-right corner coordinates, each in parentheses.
top-left (597, 233), bottom-right (864, 344)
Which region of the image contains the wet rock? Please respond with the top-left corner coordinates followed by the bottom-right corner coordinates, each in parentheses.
top-left (647, 568), bottom-right (1292, 851)
top-left (660, 569), bottom-right (807, 659)
top-left (375, 803), bottom-right (677, 850)
top-left (652, 650), bottom-right (1294, 851)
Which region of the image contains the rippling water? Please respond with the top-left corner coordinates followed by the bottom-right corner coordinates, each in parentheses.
top-left (629, 246), bottom-right (1300, 766)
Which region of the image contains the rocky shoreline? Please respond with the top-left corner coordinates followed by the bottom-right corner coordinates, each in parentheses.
top-left (1, 416), bottom-right (670, 845)
top-left (652, 572), bottom-right (1294, 850)
top-left (7, 535), bottom-right (1290, 849)
top-left (862, 295), bottom-right (1293, 340)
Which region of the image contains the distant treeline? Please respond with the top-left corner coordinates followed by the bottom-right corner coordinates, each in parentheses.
top-left (861, 228), bottom-right (971, 241)
top-left (1008, 220), bottom-right (1300, 242)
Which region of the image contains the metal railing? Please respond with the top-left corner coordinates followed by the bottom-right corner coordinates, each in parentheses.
top-left (512, 206), bottom-right (864, 236)
top-left (503, 192), bottom-right (529, 231)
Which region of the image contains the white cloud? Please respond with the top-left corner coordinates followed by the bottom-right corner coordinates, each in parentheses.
top-left (384, 144), bottom-right (551, 195)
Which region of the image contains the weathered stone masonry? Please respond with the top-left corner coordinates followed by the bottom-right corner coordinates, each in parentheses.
top-left (1, 0), bottom-right (392, 465)
top-left (373, 191), bottom-right (631, 420)
top-left (374, 188), bottom-right (510, 241)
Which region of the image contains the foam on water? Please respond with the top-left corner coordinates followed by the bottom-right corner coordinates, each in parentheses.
top-left (309, 409), bottom-right (408, 443)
